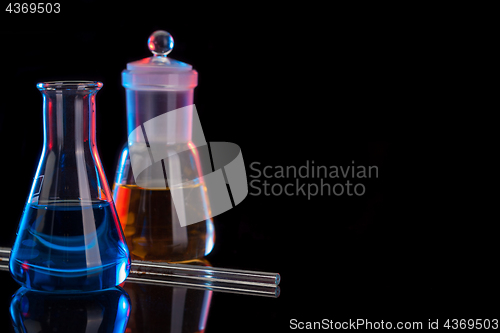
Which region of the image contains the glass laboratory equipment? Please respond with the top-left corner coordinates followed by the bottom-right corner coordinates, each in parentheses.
top-left (10, 286), bottom-right (130, 332)
top-left (113, 31), bottom-right (215, 262)
top-left (9, 81), bottom-right (131, 292)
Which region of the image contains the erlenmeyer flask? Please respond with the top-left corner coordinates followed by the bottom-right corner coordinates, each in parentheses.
top-left (10, 81), bottom-right (131, 292)
top-left (113, 31), bottom-right (215, 262)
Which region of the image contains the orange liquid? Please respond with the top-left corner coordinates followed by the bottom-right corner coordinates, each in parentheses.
top-left (113, 184), bottom-right (214, 262)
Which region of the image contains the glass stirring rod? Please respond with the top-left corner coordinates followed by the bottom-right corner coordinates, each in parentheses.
top-left (0, 247), bottom-right (280, 288)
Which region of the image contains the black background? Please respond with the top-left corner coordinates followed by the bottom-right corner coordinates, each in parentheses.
top-left (0, 2), bottom-right (497, 332)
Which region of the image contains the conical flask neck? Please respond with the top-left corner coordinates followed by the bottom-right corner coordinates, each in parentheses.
top-left (42, 90), bottom-right (97, 152)
top-left (30, 82), bottom-right (112, 204)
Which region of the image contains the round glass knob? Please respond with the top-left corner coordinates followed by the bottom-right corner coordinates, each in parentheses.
top-left (148, 30), bottom-right (174, 56)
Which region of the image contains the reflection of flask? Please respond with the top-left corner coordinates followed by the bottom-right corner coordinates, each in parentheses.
top-left (122, 261), bottom-right (212, 333)
top-left (9, 81), bottom-right (130, 292)
top-left (113, 31), bottom-right (214, 262)
top-left (10, 286), bottom-right (130, 332)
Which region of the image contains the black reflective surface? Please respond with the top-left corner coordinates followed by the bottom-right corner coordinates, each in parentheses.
top-left (1, 270), bottom-right (281, 332)
top-left (10, 287), bottom-right (130, 333)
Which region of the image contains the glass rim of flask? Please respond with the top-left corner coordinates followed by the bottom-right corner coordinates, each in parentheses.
top-left (36, 81), bottom-right (103, 91)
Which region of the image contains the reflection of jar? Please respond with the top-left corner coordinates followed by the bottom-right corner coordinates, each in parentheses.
top-left (113, 31), bottom-right (214, 262)
top-left (123, 278), bottom-right (212, 333)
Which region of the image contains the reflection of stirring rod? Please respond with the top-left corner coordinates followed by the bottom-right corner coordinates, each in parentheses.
top-left (0, 247), bottom-right (280, 297)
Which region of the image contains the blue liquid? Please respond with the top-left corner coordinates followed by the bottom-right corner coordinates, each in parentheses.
top-left (10, 201), bottom-right (131, 292)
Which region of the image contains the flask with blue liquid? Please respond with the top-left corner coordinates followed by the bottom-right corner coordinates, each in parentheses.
top-left (9, 81), bottom-right (131, 292)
